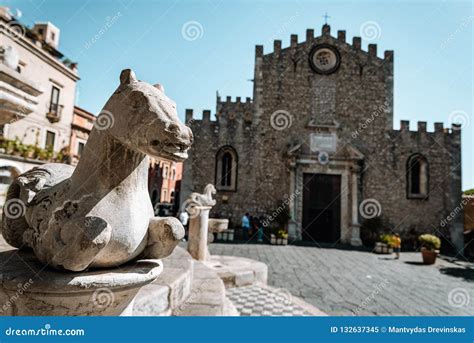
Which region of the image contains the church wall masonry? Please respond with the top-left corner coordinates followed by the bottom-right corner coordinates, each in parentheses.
top-left (182, 24), bottom-right (463, 252)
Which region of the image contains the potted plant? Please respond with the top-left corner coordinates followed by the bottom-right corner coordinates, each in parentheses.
top-left (217, 228), bottom-right (234, 242)
top-left (22, 145), bottom-right (35, 159)
top-left (375, 234), bottom-right (394, 254)
top-left (418, 234), bottom-right (441, 265)
top-left (270, 229), bottom-right (288, 245)
top-left (269, 203), bottom-right (290, 245)
top-left (33, 145), bottom-right (42, 160)
top-left (5, 139), bottom-right (15, 154)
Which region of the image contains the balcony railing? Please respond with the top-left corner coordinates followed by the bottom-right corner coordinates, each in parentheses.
top-left (46, 104), bottom-right (63, 123)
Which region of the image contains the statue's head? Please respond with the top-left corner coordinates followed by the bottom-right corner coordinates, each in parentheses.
top-left (101, 69), bottom-right (193, 162)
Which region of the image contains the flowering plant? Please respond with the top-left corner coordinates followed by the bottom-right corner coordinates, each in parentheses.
top-left (419, 234), bottom-right (441, 251)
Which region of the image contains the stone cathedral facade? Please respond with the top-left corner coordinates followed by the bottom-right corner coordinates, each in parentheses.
top-left (182, 24), bottom-right (463, 251)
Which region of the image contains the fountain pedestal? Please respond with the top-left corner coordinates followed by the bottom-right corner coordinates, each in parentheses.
top-left (187, 205), bottom-right (212, 261)
top-left (0, 249), bottom-right (162, 316)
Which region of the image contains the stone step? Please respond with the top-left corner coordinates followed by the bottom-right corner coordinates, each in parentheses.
top-left (133, 247), bottom-right (193, 315)
top-left (172, 261), bottom-right (235, 316)
top-left (205, 255), bottom-right (268, 288)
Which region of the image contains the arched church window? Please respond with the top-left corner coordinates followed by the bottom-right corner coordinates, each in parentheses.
top-left (215, 146), bottom-right (238, 191)
top-left (221, 152), bottom-right (232, 186)
top-left (407, 154), bottom-right (429, 199)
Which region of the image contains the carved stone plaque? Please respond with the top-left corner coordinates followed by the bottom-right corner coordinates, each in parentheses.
top-left (310, 132), bottom-right (337, 153)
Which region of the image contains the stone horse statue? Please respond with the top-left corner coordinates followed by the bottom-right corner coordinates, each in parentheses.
top-left (2, 69), bottom-right (193, 272)
top-left (188, 184), bottom-right (216, 207)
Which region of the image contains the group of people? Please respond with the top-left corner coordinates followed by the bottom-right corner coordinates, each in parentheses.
top-left (177, 210), bottom-right (267, 243)
top-left (241, 213), bottom-right (265, 242)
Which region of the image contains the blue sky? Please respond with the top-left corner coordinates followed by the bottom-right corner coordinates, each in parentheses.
top-left (7, 0), bottom-right (473, 189)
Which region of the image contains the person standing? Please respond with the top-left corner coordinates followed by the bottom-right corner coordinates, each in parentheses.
top-left (393, 233), bottom-right (401, 259)
top-left (242, 212), bottom-right (250, 241)
top-left (179, 210), bottom-right (189, 241)
top-left (257, 216), bottom-right (265, 242)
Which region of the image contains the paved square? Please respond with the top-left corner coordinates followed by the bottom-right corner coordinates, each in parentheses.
top-left (210, 243), bottom-right (474, 316)
top-left (227, 285), bottom-right (312, 316)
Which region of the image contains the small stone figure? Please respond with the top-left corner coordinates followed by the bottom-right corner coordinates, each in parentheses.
top-left (188, 184), bottom-right (217, 207)
top-left (2, 69), bottom-right (193, 272)
top-left (185, 184), bottom-right (229, 261)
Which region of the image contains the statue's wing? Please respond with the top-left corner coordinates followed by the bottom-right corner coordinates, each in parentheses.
top-left (1, 163), bottom-right (74, 248)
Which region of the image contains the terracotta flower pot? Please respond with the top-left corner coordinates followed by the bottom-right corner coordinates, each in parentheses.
top-left (375, 242), bottom-right (393, 254)
top-left (421, 247), bottom-right (438, 265)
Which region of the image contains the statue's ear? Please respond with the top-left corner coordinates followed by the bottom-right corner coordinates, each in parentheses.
top-left (120, 69), bottom-right (137, 85)
top-left (154, 83), bottom-right (165, 93)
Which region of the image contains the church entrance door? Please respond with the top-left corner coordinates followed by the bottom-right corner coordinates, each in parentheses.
top-left (302, 173), bottom-right (341, 243)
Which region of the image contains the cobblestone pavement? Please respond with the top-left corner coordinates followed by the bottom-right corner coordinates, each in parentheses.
top-left (210, 243), bottom-right (474, 316)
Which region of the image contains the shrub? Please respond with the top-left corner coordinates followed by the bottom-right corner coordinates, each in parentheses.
top-left (379, 234), bottom-right (399, 248)
top-left (419, 234), bottom-right (441, 251)
top-left (360, 217), bottom-right (384, 246)
top-left (379, 234), bottom-right (390, 245)
top-left (0, 138), bottom-right (73, 163)
top-left (274, 205), bottom-right (290, 228)
top-left (271, 226), bottom-right (288, 239)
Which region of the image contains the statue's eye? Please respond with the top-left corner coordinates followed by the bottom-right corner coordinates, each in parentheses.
top-left (129, 92), bottom-right (144, 110)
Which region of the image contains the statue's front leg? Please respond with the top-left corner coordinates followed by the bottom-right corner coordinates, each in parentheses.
top-left (142, 217), bottom-right (185, 259)
top-left (30, 216), bottom-right (112, 272)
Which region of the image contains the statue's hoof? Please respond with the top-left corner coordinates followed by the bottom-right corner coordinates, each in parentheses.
top-left (143, 217), bottom-right (184, 259)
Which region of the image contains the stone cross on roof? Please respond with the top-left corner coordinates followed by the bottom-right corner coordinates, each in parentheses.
top-left (323, 12), bottom-right (331, 25)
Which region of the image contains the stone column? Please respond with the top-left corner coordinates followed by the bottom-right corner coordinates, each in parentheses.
top-left (350, 170), bottom-right (362, 246)
top-left (183, 184), bottom-right (217, 261)
top-left (287, 161), bottom-right (298, 240)
top-left (187, 205), bottom-right (212, 261)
